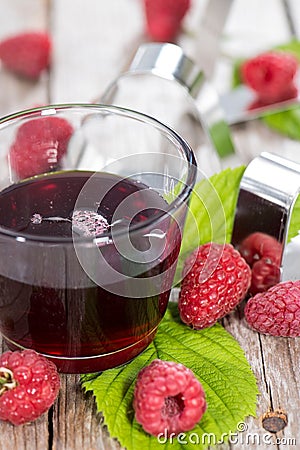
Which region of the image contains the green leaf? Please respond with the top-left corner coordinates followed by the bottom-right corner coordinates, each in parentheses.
top-left (209, 120), bottom-right (236, 158)
top-left (289, 191), bottom-right (300, 242)
top-left (231, 39), bottom-right (300, 139)
top-left (231, 58), bottom-right (244, 89)
top-left (81, 303), bottom-right (258, 450)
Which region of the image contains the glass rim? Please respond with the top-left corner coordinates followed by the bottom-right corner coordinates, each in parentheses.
top-left (0, 103), bottom-right (197, 244)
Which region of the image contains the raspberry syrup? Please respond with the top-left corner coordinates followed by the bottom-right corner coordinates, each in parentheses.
top-left (0, 171), bottom-right (181, 373)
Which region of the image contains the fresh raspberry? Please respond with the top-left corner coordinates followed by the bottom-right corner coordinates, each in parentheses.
top-left (28, 289), bottom-right (67, 349)
top-left (178, 243), bottom-right (251, 329)
top-left (143, 0), bottom-right (191, 42)
top-left (239, 232), bottom-right (282, 294)
top-left (241, 51), bottom-right (298, 103)
top-left (244, 280), bottom-right (300, 337)
top-left (72, 210), bottom-right (109, 237)
top-left (250, 258), bottom-right (281, 294)
top-left (133, 359), bottom-right (206, 436)
top-left (0, 349), bottom-right (60, 425)
top-left (9, 116), bottom-right (74, 179)
top-left (0, 32), bottom-right (51, 79)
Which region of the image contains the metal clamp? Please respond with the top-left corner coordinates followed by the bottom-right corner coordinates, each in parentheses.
top-left (99, 42), bottom-right (236, 161)
top-left (231, 151), bottom-right (300, 288)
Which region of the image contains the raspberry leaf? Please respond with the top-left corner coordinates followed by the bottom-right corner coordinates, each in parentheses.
top-left (81, 302), bottom-right (258, 450)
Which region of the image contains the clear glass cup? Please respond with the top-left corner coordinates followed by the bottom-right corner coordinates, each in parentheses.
top-left (0, 104), bottom-right (196, 373)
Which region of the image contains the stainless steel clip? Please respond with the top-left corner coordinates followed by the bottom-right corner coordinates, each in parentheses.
top-left (231, 151), bottom-right (300, 291)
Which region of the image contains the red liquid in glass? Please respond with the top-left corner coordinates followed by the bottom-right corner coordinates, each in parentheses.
top-left (0, 171), bottom-right (181, 373)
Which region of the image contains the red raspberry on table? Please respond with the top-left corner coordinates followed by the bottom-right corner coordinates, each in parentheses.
top-left (178, 243), bottom-right (251, 329)
top-left (143, 0), bottom-right (191, 42)
top-left (239, 232), bottom-right (282, 294)
top-left (241, 51), bottom-right (298, 104)
top-left (0, 32), bottom-right (51, 80)
top-left (244, 280), bottom-right (300, 337)
top-left (0, 349), bottom-right (60, 425)
top-left (9, 116), bottom-right (74, 179)
top-left (250, 258), bottom-right (281, 295)
top-left (133, 359), bottom-right (206, 436)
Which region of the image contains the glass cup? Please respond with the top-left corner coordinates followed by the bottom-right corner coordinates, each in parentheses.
top-left (0, 104), bottom-right (196, 373)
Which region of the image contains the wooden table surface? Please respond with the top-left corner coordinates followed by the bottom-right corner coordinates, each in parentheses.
top-left (1, 1), bottom-right (300, 449)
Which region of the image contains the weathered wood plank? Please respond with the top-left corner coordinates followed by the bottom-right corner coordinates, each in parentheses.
top-left (223, 306), bottom-right (300, 448)
top-left (52, 375), bottom-right (121, 450)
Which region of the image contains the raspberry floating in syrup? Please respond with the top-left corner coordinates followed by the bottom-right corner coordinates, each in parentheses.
top-left (72, 210), bottom-right (109, 237)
